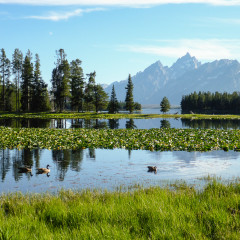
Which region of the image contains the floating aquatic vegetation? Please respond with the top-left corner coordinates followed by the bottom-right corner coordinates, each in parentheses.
top-left (0, 127), bottom-right (240, 151)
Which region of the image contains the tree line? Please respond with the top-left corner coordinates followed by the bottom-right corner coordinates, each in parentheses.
top-left (181, 91), bottom-right (240, 113)
top-left (0, 48), bottom-right (50, 112)
top-left (0, 48), bottom-right (140, 113)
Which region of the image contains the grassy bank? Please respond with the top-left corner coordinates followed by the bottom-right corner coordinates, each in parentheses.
top-left (1, 181), bottom-right (240, 239)
top-left (1, 112), bottom-right (240, 119)
top-left (0, 127), bottom-right (240, 151)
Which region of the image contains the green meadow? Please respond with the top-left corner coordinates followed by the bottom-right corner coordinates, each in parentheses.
top-left (1, 181), bottom-right (240, 239)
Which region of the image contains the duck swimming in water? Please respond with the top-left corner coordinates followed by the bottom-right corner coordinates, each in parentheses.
top-left (147, 166), bottom-right (157, 173)
top-left (37, 164), bottom-right (50, 174)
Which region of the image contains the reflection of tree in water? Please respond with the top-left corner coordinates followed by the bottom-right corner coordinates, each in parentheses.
top-left (93, 119), bottom-right (107, 129)
top-left (84, 119), bottom-right (92, 129)
top-left (182, 119), bottom-right (240, 130)
top-left (20, 119), bottom-right (50, 128)
top-left (52, 150), bottom-right (70, 181)
top-left (0, 149), bottom-right (11, 181)
top-left (149, 150), bottom-right (240, 164)
top-left (70, 150), bottom-right (84, 172)
top-left (54, 119), bottom-right (68, 129)
top-left (0, 118), bottom-right (14, 128)
top-left (160, 119), bottom-right (171, 129)
top-left (126, 119), bottom-right (136, 129)
top-left (12, 149), bottom-right (39, 181)
top-left (70, 119), bottom-right (83, 128)
top-left (33, 149), bottom-right (41, 168)
top-left (0, 118), bottom-right (50, 128)
top-left (108, 119), bottom-right (119, 129)
top-left (52, 149), bottom-right (84, 181)
top-left (128, 150), bottom-right (132, 159)
top-left (87, 148), bottom-right (96, 160)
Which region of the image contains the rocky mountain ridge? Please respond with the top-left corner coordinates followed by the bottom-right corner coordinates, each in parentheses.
top-left (104, 53), bottom-right (240, 105)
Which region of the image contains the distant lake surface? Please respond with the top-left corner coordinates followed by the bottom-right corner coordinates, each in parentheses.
top-left (1, 117), bottom-right (240, 130)
top-left (1, 149), bottom-right (240, 193)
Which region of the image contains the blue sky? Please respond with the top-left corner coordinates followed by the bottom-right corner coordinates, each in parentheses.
top-left (1, 0), bottom-right (240, 87)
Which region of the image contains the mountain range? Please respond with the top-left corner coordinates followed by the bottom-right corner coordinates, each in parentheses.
top-left (103, 53), bottom-right (240, 106)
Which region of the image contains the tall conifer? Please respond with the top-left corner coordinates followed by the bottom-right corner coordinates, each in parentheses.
top-left (70, 59), bottom-right (85, 112)
top-left (125, 74), bottom-right (134, 113)
top-left (12, 49), bottom-right (23, 112)
top-left (108, 85), bottom-right (119, 113)
top-left (21, 50), bottom-right (33, 112)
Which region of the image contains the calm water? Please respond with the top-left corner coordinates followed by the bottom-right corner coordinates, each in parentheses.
top-left (1, 148), bottom-right (240, 193)
top-left (1, 118), bottom-right (240, 129)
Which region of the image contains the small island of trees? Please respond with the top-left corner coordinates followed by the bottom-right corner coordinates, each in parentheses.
top-left (181, 91), bottom-right (240, 113)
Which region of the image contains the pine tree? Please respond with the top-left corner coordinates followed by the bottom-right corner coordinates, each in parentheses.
top-left (84, 72), bottom-right (96, 111)
top-left (0, 49), bottom-right (11, 111)
top-left (31, 54), bottom-right (50, 112)
top-left (51, 49), bottom-right (71, 112)
top-left (93, 84), bottom-right (108, 112)
top-left (108, 85), bottom-right (119, 113)
top-left (125, 74), bottom-right (134, 113)
top-left (160, 96), bottom-right (170, 113)
top-left (21, 50), bottom-right (34, 112)
top-left (12, 49), bottom-right (23, 112)
top-left (4, 60), bottom-right (12, 111)
top-left (70, 59), bottom-right (85, 112)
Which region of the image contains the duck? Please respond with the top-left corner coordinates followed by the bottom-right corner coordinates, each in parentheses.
top-left (147, 166), bottom-right (157, 172)
top-left (37, 164), bottom-right (51, 174)
top-left (18, 166), bottom-right (32, 173)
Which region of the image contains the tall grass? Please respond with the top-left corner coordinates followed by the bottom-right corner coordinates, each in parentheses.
top-left (1, 182), bottom-right (240, 239)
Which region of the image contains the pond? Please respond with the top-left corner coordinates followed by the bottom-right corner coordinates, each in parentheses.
top-left (1, 148), bottom-right (240, 193)
top-left (1, 118), bottom-right (240, 129)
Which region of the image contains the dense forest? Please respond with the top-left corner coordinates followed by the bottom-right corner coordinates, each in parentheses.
top-left (0, 48), bottom-right (140, 113)
top-left (181, 91), bottom-right (240, 113)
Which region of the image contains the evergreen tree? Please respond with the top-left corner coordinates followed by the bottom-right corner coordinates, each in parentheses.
top-left (31, 54), bottom-right (50, 111)
top-left (4, 61), bottom-right (13, 111)
top-left (70, 59), bottom-right (85, 112)
top-left (60, 59), bottom-right (71, 111)
top-left (21, 50), bottom-right (34, 112)
top-left (84, 72), bottom-right (96, 111)
top-left (12, 49), bottom-right (23, 112)
top-left (51, 49), bottom-right (71, 112)
top-left (125, 74), bottom-right (134, 113)
top-left (160, 96), bottom-right (170, 113)
top-left (0, 49), bottom-right (11, 111)
top-left (108, 85), bottom-right (119, 113)
top-left (93, 84), bottom-right (108, 112)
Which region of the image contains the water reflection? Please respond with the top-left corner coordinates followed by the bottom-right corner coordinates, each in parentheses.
top-left (126, 119), bottom-right (137, 129)
top-left (0, 118), bottom-right (51, 128)
top-left (181, 119), bottom-right (240, 129)
top-left (160, 120), bottom-right (171, 128)
top-left (108, 119), bottom-right (119, 129)
top-left (1, 148), bottom-right (240, 193)
top-left (0, 118), bottom-right (240, 129)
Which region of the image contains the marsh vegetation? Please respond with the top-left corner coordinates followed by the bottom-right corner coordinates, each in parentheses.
top-left (1, 181), bottom-right (240, 239)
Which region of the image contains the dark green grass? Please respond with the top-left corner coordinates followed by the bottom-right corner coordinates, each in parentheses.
top-left (1, 181), bottom-right (240, 239)
top-left (0, 127), bottom-right (240, 151)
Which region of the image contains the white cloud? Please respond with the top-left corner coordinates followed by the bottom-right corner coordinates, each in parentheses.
top-left (119, 39), bottom-right (240, 61)
top-left (1, 0), bottom-right (240, 6)
top-left (25, 8), bottom-right (104, 21)
top-left (210, 17), bottom-right (240, 25)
